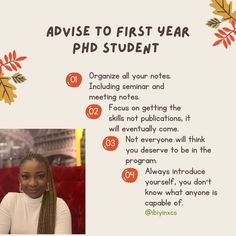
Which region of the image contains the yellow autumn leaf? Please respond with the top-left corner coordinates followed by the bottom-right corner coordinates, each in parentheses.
top-left (0, 77), bottom-right (17, 104)
top-left (210, 0), bottom-right (236, 22)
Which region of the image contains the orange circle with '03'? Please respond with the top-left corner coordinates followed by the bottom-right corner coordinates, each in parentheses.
top-left (102, 136), bottom-right (119, 151)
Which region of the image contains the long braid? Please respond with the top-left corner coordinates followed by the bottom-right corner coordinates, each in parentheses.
top-left (20, 153), bottom-right (57, 234)
top-left (37, 162), bottom-right (57, 234)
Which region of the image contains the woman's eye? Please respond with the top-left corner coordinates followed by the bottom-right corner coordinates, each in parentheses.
top-left (21, 175), bottom-right (29, 179)
top-left (37, 174), bottom-right (45, 179)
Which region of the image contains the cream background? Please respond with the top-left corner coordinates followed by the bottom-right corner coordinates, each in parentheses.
top-left (1, 0), bottom-right (236, 235)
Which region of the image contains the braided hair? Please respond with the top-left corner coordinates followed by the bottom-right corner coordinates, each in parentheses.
top-left (19, 153), bottom-right (57, 234)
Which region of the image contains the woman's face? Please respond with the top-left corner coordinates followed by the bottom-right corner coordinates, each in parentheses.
top-left (19, 159), bottom-right (48, 199)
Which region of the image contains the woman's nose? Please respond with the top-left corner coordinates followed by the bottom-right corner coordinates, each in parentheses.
top-left (29, 178), bottom-right (38, 186)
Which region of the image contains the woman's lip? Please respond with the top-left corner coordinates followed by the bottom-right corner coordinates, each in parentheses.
top-left (28, 189), bottom-right (39, 193)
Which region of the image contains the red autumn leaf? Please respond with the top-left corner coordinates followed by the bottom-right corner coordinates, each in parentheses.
top-left (0, 59), bottom-right (3, 65)
top-left (213, 39), bottom-right (223, 46)
top-left (233, 30), bottom-right (236, 35)
top-left (226, 37), bottom-right (231, 45)
top-left (223, 40), bottom-right (228, 48)
top-left (223, 27), bottom-right (231, 32)
top-left (232, 20), bottom-right (236, 28)
top-left (218, 29), bottom-right (226, 35)
top-left (16, 56), bottom-right (27, 61)
top-left (10, 63), bottom-right (17, 71)
top-left (9, 52), bottom-right (12, 61)
top-left (229, 34), bottom-right (234, 41)
top-left (4, 65), bottom-right (12, 71)
top-left (215, 33), bottom-right (224, 38)
top-left (13, 50), bottom-right (16, 60)
top-left (4, 54), bottom-right (9, 63)
top-left (14, 61), bottom-right (22, 69)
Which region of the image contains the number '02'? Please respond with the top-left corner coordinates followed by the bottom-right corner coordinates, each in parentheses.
top-left (85, 104), bottom-right (102, 119)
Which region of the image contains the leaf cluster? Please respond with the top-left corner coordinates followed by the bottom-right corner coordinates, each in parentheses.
top-left (0, 51), bottom-right (27, 104)
top-left (207, 0), bottom-right (236, 48)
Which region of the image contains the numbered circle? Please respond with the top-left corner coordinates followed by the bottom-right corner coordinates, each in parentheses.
top-left (102, 136), bottom-right (119, 151)
top-left (122, 168), bottom-right (138, 183)
top-left (85, 104), bottom-right (102, 119)
top-left (66, 72), bottom-right (82, 87)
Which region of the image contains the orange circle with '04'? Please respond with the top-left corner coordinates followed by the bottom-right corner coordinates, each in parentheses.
top-left (85, 104), bottom-right (102, 119)
top-left (66, 72), bottom-right (82, 87)
top-left (102, 136), bottom-right (119, 151)
top-left (122, 168), bottom-right (138, 183)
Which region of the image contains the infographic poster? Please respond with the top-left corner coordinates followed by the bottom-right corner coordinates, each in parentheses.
top-left (1, 0), bottom-right (235, 235)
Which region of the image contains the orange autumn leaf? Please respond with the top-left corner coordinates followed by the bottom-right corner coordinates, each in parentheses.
top-left (0, 76), bottom-right (17, 104)
top-left (210, 0), bottom-right (236, 23)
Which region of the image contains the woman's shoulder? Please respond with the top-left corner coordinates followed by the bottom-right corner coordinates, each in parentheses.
top-left (56, 197), bottom-right (71, 214)
top-left (55, 198), bottom-right (72, 233)
top-left (56, 197), bottom-right (69, 208)
top-left (0, 193), bottom-right (23, 210)
top-left (2, 192), bottom-right (22, 202)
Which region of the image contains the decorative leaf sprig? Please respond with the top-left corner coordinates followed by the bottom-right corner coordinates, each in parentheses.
top-left (206, 18), bottom-right (221, 28)
top-left (213, 20), bottom-right (236, 47)
top-left (0, 50), bottom-right (27, 104)
top-left (12, 73), bottom-right (27, 84)
top-left (0, 50), bottom-right (27, 73)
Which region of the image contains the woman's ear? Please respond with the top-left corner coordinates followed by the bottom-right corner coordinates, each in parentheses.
top-left (18, 173), bottom-right (23, 192)
top-left (18, 173), bottom-right (21, 182)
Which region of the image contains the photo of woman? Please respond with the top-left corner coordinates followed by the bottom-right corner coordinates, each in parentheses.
top-left (0, 129), bottom-right (86, 234)
top-left (0, 153), bottom-right (72, 234)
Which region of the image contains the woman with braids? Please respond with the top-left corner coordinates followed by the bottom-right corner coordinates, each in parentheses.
top-left (0, 153), bottom-right (72, 234)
